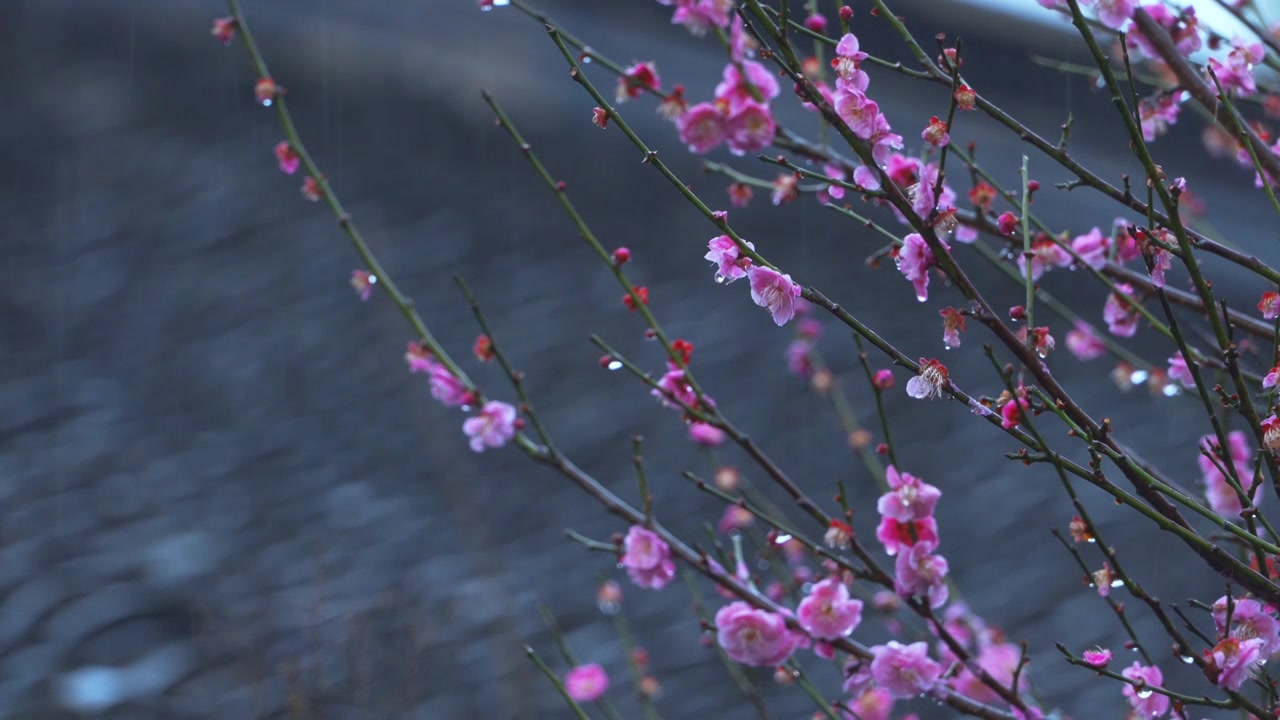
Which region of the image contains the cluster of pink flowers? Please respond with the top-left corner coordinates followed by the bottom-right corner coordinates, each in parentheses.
top-left (705, 233), bottom-right (806, 326)
top-left (877, 466), bottom-right (949, 608)
top-left (621, 525), bottom-right (677, 590)
top-left (1206, 595), bottom-right (1280, 691)
top-left (1209, 38), bottom-right (1265, 98)
top-left (674, 60), bottom-right (779, 156)
top-left (937, 604), bottom-right (1030, 707)
top-left (655, 0), bottom-right (733, 37)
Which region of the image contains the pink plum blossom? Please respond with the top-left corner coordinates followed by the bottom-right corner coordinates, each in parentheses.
top-left (1000, 397), bottom-right (1029, 430)
top-left (1083, 647), bottom-right (1113, 667)
top-left (896, 233), bottom-right (938, 302)
top-left (877, 465), bottom-right (941, 522)
top-left (1094, 0), bottom-right (1136, 30)
top-left (834, 91), bottom-right (882, 141)
top-left (724, 100), bottom-right (776, 155)
top-left (462, 401), bottom-right (517, 452)
top-left (689, 421), bottom-right (726, 446)
top-left (894, 544), bottom-right (949, 609)
top-left (1127, 4), bottom-right (1201, 59)
top-left (350, 269), bottom-right (376, 301)
top-left (906, 358), bottom-right (949, 399)
top-left (797, 577), bottom-right (864, 640)
top-left (1212, 595), bottom-right (1280, 656)
top-left (1147, 243), bottom-right (1172, 287)
top-left (869, 641), bottom-right (942, 699)
top-left (786, 340), bottom-right (813, 378)
top-left (653, 368), bottom-right (697, 409)
top-left (1020, 240), bottom-right (1072, 281)
top-left (1139, 93), bottom-right (1182, 142)
top-left (715, 60), bottom-right (780, 109)
top-left (429, 364), bottom-right (469, 407)
top-left (1120, 662), bottom-right (1170, 718)
top-left (676, 102), bottom-right (727, 154)
top-left (846, 687), bottom-right (893, 720)
top-left (404, 341), bottom-right (433, 373)
top-left (1066, 321), bottom-right (1106, 361)
top-left (1207, 637), bottom-right (1266, 691)
top-left (1167, 351), bottom-right (1194, 388)
top-left (1103, 283), bottom-right (1141, 337)
top-left (616, 62), bottom-right (661, 102)
top-left (705, 235), bottom-right (755, 283)
top-left (950, 642), bottom-right (1027, 706)
top-left (274, 140), bottom-right (300, 175)
top-left (748, 267), bottom-right (803, 326)
top-left (621, 525), bottom-right (676, 590)
top-left (714, 601), bottom-right (800, 666)
top-left (565, 664), bottom-right (609, 703)
top-left (665, 0), bottom-right (733, 36)
top-left (833, 33), bottom-right (870, 93)
top-left (1260, 291), bottom-right (1280, 319)
top-left (1071, 227), bottom-right (1109, 269)
top-left (876, 516), bottom-right (939, 557)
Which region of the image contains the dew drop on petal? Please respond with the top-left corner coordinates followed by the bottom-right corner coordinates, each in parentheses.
top-left (714, 273), bottom-right (727, 284)
top-left (607, 360), bottom-right (624, 371)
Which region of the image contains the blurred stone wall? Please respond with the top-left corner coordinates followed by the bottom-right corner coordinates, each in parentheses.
top-left (3, 1), bottom-right (1275, 718)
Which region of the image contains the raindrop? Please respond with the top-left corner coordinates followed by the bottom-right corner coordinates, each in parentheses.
top-left (597, 601), bottom-right (620, 615)
top-left (368, 275), bottom-right (379, 285)
top-left (481, 3), bottom-right (493, 10)
top-left (494, 0), bottom-right (510, 4)
top-left (1162, 384), bottom-right (1181, 397)
top-left (607, 360), bottom-right (624, 371)
top-left (461, 404), bottom-right (474, 412)
top-left (755, 559), bottom-right (770, 571)
top-left (582, 55), bottom-right (593, 64)
top-left (261, 98), bottom-right (273, 108)
top-left (773, 533), bottom-right (793, 545)
top-left (1110, 578), bottom-right (1125, 588)
top-left (1179, 655), bottom-right (1194, 664)
top-left (1088, 582), bottom-right (1096, 589)
top-left (1129, 369), bottom-right (1149, 385)
top-left (714, 273), bottom-right (727, 284)
top-left (1087, 537), bottom-right (1097, 543)
top-left (1136, 688), bottom-right (1154, 699)
top-left (943, 345), bottom-right (952, 351)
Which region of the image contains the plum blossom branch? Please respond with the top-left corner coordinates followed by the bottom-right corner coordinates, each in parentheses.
top-left (1065, 0), bottom-right (1280, 506)
top-left (1128, 7), bottom-right (1280, 185)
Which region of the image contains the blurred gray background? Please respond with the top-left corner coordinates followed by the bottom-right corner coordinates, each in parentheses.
top-left (5, 1), bottom-right (1280, 718)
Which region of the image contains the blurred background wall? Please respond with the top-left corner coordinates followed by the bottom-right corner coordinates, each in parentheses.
top-left (4, 1), bottom-right (1278, 718)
